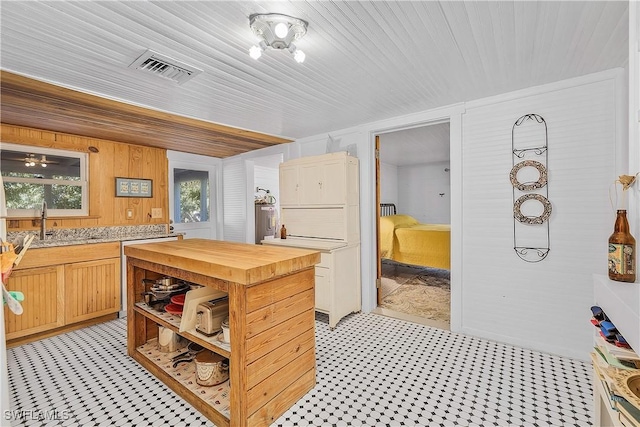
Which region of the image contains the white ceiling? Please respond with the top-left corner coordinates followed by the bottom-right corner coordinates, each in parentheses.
top-left (380, 122), bottom-right (450, 166)
top-left (0, 1), bottom-right (629, 142)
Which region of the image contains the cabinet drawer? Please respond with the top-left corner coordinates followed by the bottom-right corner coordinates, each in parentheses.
top-left (317, 252), bottom-right (332, 269)
top-left (315, 267), bottom-right (331, 311)
top-left (16, 241), bottom-right (120, 270)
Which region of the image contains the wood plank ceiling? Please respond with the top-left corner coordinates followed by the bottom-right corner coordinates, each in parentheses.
top-left (0, 1), bottom-right (629, 158)
top-left (0, 71), bottom-right (291, 158)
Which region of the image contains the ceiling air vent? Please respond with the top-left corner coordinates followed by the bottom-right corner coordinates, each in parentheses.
top-left (128, 49), bottom-right (202, 85)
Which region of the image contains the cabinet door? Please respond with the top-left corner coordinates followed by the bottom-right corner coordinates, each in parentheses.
top-left (65, 258), bottom-right (120, 324)
top-left (299, 163), bottom-right (323, 205)
top-left (320, 160), bottom-right (346, 204)
top-left (4, 265), bottom-right (64, 340)
top-left (314, 267), bottom-right (331, 311)
top-left (279, 164), bottom-right (299, 205)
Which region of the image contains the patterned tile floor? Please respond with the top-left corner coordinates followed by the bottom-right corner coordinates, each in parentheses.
top-left (6, 312), bottom-right (592, 426)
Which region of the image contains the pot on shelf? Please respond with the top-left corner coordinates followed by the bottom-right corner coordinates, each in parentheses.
top-left (142, 277), bottom-right (186, 291)
top-left (195, 350), bottom-right (229, 386)
top-left (141, 277), bottom-right (189, 302)
top-left (142, 291), bottom-right (168, 306)
top-left (157, 326), bottom-right (187, 353)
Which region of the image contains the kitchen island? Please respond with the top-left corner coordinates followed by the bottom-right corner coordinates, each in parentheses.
top-left (124, 239), bottom-right (320, 427)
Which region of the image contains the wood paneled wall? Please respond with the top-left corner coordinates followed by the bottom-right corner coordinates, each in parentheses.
top-left (1, 124), bottom-right (169, 230)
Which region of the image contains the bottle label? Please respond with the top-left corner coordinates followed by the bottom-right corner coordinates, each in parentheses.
top-left (608, 244), bottom-right (635, 275)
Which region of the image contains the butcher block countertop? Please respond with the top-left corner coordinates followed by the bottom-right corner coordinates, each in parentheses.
top-left (123, 238), bottom-right (320, 285)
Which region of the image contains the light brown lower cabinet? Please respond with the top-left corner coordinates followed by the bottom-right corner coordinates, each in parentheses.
top-left (3, 265), bottom-right (65, 340)
top-left (3, 242), bottom-right (121, 342)
top-left (64, 258), bottom-right (120, 324)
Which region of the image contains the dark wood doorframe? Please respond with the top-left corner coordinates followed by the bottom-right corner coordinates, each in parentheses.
top-left (375, 135), bottom-right (382, 305)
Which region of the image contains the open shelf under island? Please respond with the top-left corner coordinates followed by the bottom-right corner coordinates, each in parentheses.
top-left (124, 239), bottom-right (320, 427)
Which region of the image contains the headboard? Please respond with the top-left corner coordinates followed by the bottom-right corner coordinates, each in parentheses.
top-left (380, 203), bottom-right (397, 216)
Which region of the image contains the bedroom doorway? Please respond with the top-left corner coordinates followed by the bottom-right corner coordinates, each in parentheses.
top-left (374, 122), bottom-right (451, 330)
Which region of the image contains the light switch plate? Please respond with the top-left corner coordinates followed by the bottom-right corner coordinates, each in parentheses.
top-left (151, 208), bottom-right (162, 219)
top-left (126, 209), bottom-right (134, 219)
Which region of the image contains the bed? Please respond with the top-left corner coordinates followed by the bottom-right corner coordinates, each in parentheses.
top-left (379, 203), bottom-right (450, 270)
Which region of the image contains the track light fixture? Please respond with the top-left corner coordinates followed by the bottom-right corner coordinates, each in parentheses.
top-left (249, 13), bottom-right (308, 63)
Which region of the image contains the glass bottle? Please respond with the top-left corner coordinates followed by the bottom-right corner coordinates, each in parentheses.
top-left (608, 210), bottom-right (636, 282)
top-left (280, 224), bottom-right (287, 239)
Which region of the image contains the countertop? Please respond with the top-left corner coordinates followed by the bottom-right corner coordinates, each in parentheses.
top-left (7, 224), bottom-right (179, 249)
top-left (27, 232), bottom-right (180, 249)
top-left (261, 237), bottom-right (348, 251)
top-left (124, 238), bottom-right (320, 285)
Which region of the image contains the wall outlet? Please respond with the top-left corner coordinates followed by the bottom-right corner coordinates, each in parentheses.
top-left (126, 208), bottom-right (134, 219)
top-left (151, 208), bottom-right (162, 219)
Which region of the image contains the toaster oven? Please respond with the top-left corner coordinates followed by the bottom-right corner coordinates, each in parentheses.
top-left (195, 297), bottom-right (229, 336)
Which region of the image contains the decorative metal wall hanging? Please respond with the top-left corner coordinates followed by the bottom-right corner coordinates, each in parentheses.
top-left (511, 114), bottom-right (551, 262)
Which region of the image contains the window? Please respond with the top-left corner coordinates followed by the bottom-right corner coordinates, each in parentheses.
top-left (173, 168), bottom-right (209, 223)
top-left (0, 143), bottom-right (88, 217)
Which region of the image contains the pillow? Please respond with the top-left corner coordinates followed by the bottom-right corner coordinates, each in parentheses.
top-left (379, 215), bottom-right (419, 259)
top-left (381, 214), bottom-right (419, 228)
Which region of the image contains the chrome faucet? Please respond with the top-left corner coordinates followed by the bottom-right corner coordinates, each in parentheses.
top-left (40, 201), bottom-right (47, 240)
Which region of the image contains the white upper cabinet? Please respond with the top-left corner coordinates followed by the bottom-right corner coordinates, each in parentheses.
top-left (279, 164), bottom-right (299, 205)
top-left (279, 152), bottom-right (359, 244)
top-left (299, 163), bottom-right (324, 205)
top-left (280, 152), bottom-right (357, 207)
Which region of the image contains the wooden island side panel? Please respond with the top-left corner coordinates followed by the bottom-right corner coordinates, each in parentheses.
top-left (242, 269), bottom-right (316, 425)
top-left (125, 239), bottom-right (319, 427)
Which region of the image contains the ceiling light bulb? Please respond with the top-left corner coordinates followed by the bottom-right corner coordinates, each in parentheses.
top-left (249, 13), bottom-right (309, 62)
top-left (25, 162), bottom-right (30, 167)
top-left (294, 49), bottom-right (306, 63)
top-left (41, 163), bottom-right (47, 167)
top-left (249, 45), bottom-right (263, 60)
top-left (29, 161), bottom-right (36, 167)
top-left (274, 22), bottom-right (289, 38)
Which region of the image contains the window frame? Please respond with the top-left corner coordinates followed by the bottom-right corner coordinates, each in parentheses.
top-left (173, 168), bottom-right (211, 223)
top-left (1, 142), bottom-right (89, 217)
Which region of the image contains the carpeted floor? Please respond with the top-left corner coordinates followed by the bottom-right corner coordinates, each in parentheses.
top-left (380, 259), bottom-right (450, 323)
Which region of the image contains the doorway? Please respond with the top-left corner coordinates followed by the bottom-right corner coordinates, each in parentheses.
top-left (374, 122), bottom-right (451, 329)
top-left (168, 151), bottom-right (221, 239)
top-left (248, 153), bottom-right (283, 244)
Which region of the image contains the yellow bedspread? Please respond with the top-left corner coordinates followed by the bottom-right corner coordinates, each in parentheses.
top-left (380, 215), bottom-right (450, 270)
